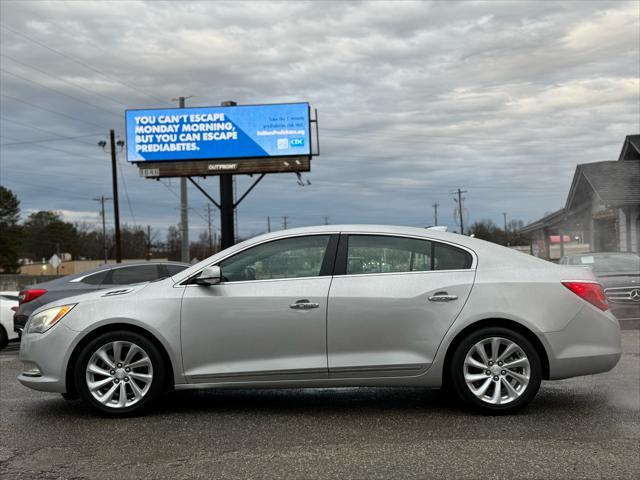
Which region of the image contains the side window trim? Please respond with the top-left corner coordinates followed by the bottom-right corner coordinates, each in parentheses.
top-left (319, 234), bottom-right (340, 277)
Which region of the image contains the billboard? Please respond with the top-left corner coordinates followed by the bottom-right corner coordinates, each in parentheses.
top-left (126, 102), bottom-right (311, 162)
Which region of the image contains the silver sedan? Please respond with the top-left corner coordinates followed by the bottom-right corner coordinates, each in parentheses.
top-left (18, 225), bottom-right (621, 415)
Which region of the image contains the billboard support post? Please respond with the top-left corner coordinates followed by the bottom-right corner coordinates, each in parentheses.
top-left (178, 96), bottom-right (190, 263)
top-left (219, 100), bottom-right (237, 250)
top-left (220, 174), bottom-right (235, 249)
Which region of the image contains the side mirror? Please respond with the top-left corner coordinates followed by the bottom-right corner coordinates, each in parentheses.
top-left (195, 266), bottom-right (222, 286)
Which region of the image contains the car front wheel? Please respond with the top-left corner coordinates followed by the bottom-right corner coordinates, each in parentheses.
top-left (74, 331), bottom-right (165, 416)
top-left (450, 327), bottom-right (542, 414)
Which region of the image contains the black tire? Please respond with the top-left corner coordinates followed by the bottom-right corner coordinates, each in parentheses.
top-left (0, 326), bottom-right (8, 350)
top-left (450, 326), bottom-right (542, 414)
top-left (74, 330), bottom-right (165, 416)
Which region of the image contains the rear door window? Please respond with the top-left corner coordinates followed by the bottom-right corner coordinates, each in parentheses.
top-left (79, 270), bottom-right (109, 285)
top-left (165, 264), bottom-right (188, 276)
top-left (433, 242), bottom-right (473, 270)
top-left (108, 265), bottom-right (162, 285)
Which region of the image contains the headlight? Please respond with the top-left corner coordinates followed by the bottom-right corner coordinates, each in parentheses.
top-left (27, 304), bottom-right (76, 334)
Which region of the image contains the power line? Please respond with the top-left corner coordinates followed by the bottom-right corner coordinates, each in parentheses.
top-left (0, 67), bottom-right (122, 117)
top-left (117, 158), bottom-right (137, 227)
top-left (0, 133), bottom-right (102, 147)
top-left (0, 133), bottom-right (104, 160)
top-left (159, 180), bottom-right (210, 225)
top-left (0, 93), bottom-right (111, 130)
top-left (1, 176), bottom-right (98, 199)
top-left (1, 53), bottom-right (132, 108)
top-left (0, 23), bottom-right (168, 105)
top-left (0, 116), bottom-right (100, 147)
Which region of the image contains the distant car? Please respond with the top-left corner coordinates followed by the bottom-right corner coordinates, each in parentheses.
top-left (0, 291), bottom-right (20, 349)
top-left (17, 226), bottom-right (621, 416)
top-left (13, 262), bottom-right (189, 336)
top-left (559, 252), bottom-right (640, 322)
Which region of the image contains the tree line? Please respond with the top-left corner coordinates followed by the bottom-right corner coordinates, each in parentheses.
top-left (0, 186), bottom-right (218, 273)
top-left (467, 219), bottom-right (530, 246)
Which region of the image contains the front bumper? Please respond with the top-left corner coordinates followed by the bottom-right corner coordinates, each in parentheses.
top-left (543, 305), bottom-right (622, 380)
top-left (609, 302), bottom-right (640, 322)
top-left (17, 322), bottom-right (77, 393)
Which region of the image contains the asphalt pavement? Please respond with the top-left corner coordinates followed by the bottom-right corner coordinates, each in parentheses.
top-left (1, 332), bottom-right (639, 480)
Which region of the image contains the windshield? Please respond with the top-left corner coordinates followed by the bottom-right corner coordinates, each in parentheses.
top-left (575, 254), bottom-right (640, 274)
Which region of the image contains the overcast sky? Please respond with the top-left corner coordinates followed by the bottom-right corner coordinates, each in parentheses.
top-left (1, 0), bottom-right (638, 240)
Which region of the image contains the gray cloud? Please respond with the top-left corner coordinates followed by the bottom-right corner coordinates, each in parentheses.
top-left (1, 0), bottom-right (638, 239)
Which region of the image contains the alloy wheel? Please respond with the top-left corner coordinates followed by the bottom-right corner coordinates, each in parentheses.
top-left (463, 336), bottom-right (530, 405)
top-left (85, 341), bottom-right (153, 408)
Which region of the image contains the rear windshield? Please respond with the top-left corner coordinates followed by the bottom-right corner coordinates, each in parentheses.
top-left (576, 254), bottom-right (640, 274)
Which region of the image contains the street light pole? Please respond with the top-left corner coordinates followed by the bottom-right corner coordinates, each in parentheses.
top-left (109, 130), bottom-right (122, 262)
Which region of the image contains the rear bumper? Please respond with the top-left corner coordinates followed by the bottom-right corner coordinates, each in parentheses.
top-left (543, 305), bottom-right (622, 380)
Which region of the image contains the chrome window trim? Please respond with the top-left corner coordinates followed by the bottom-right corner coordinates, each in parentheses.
top-left (334, 269), bottom-right (476, 280)
top-left (179, 230), bottom-right (476, 286)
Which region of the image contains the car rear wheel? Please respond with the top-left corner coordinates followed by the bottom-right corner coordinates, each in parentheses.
top-left (74, 331), bottom-right (165, 416)
top-left (450, 327), bottom-right (541, 414)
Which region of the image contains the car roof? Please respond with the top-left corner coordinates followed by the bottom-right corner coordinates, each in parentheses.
top-left (172, 223), bottom-right (550, 284)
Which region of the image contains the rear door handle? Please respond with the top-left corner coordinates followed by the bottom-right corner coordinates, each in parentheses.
top-left (428, 292), bottom-right (458, 302)
top-left (290, 299), bottom-right (320, 310)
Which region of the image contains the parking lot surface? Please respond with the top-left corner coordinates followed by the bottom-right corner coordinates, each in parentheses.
top-left (1, 331), bottom-right (638, 480)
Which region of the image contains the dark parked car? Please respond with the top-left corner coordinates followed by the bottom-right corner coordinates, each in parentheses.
top-left (13, 262), bottom-right (189, 335)
top-left (559, 252), bottom-right (640, 322)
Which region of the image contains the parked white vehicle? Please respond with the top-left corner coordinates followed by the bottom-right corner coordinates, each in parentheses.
top-left (0, 291), bottom-right (20, 349)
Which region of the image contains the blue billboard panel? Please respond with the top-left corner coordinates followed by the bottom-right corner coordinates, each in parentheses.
top-left (126, 103), bottom-right (310, 162)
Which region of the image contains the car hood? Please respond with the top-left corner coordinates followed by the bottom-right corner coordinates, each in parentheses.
top-left (28, 281), bottom-right (156, 316)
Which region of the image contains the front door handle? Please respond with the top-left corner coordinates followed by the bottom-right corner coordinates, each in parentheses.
top-left (428, 292), bottom-right (458, 302)
top-left (290, 299), bottom-right (320, 310)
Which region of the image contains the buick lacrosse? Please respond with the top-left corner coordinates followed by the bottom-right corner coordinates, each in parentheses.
top-left (18, 225), bottom-right (621, 415)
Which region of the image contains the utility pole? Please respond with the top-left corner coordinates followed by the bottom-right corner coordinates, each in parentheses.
top-left (109, 130), bottom-right (122, 262)
top-left (145, 225), bottom-right (152, 260)
top-left (282, 216), bottom-right (289, 230)
top-left (503, 212), bottom-right (508, 232)
top-left (432, 202), bottom-right (440, 226)
top-left (323, 216), bottom-right (329, 225)
top-left (452, 188), bottom-right (467, 235)
top-left (207, 204), bottom-right (214, 256)
top-left (93, 195), bottom-right (111, 263)
top-left (178, 96), bottom-right (189, 263)
top-left (267, 216), bottom-right (271, 233)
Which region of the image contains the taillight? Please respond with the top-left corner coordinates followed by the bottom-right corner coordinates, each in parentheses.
top-left (562, 282), bottom-right (608, 311)
top-left (18, 289), bottom-right (47, 305)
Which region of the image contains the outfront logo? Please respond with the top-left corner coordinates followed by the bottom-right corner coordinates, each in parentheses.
top-left (290, 138), bottom-right (305, 147)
